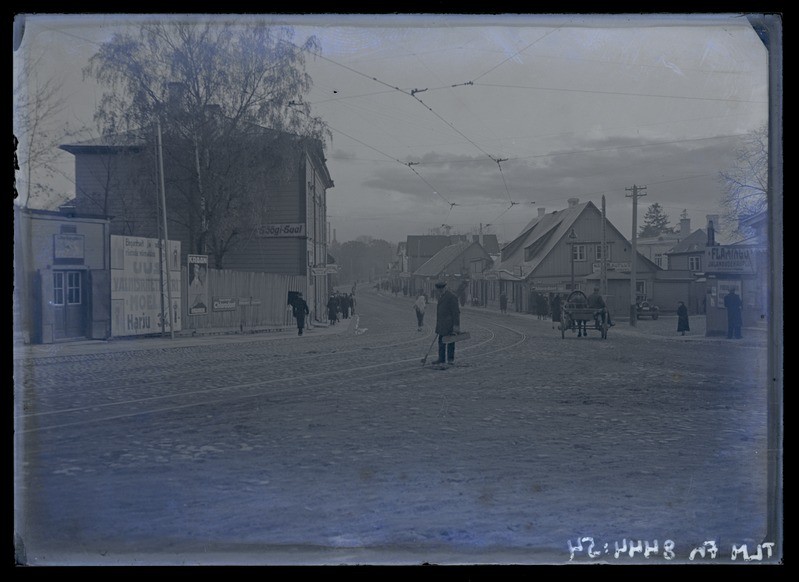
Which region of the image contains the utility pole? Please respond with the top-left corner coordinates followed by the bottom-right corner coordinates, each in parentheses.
top-left (601, 195), bottom-right (607, 297)
top-left (157, 119), bottom-right (175, 340)
top-left (625, 184), bottom-right (647, 326)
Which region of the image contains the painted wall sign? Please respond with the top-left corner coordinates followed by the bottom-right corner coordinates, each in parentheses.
top-left (255, 223), bottom-right (306, 237)
top-left (705, 246), bottom-right (757, 274)
top-left (53, 233), bottom-right (85, 260)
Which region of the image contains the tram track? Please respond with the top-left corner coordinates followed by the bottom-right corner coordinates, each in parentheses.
top-left (16, 299), bottom-right (530, 434)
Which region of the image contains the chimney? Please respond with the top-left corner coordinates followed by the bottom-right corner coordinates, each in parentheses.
top-left (680, 217), bottom-right (691, 235)
top-left (537, 207), bottom-right (546, 217)
top-left (706, 214), bottom-right (719, 247)
top-left (567, 198), bottom-right (579, 208)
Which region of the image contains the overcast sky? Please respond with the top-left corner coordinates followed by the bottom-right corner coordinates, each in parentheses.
top-left (14, 13), bottom-right (770, 245)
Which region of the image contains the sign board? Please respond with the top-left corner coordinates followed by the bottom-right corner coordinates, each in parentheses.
top-left (399, 272), bottom-right (411, 278)
top-left (53, 233), bottom-right (84, 260)
top-left (255, 223), bottom-right (306, 238)
top-left (238, 298), bottom-right (262, 306)
top-left (592, 262), bottom-right (630, 273)
top-left (484, 272), bottom-right (499, 280)
top-left (326, 266), bottom-right (340, 274)
top-left (311, 267), bottom-right (327, 276)
top-left (705, 246), bottom-right (757, 275)
top-left (110, 235), bottom-right (182, 336)
top-left (212, 297), bottom-right (237, 311)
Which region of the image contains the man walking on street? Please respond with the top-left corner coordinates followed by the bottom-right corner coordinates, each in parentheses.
top-left (499, 292), bottom-right (508, 315)
top-left (292, 292), bottom-right (310, 336)
top-left (434, 281), bottom-right (460, 368)
top-left (723, 288), bottom-right (743, 339)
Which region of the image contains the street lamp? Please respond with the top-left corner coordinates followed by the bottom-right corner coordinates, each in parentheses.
top-left (568, 228), bottom-right (578, 291)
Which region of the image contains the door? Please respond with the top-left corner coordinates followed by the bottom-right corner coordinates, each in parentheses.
top-left (53, 270), bottom-right (86, 340)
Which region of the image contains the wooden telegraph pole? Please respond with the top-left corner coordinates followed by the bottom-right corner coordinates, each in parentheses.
top-left (625, 184), bottom-right (646, 326)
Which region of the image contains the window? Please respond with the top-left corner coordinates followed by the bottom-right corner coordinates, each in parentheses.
top-left (67, 272), bottom-right (81, 304)
top-left (689, 255), bottom-right (702, 271)
top-left (53, 272), bottom-right (65, 306)
top-left (595, 244), bottom-right (611, 261)
top-left (572, 244), bottom-right (586, 261)
top-left (654, 253), bottom-right (664, 268)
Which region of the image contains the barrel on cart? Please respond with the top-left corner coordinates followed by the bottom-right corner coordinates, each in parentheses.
top-left (559, 290), bottom-right (609, 339)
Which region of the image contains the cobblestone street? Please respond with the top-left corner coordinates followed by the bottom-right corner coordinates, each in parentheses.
top-left (14, 288), bottom-right (778, 566)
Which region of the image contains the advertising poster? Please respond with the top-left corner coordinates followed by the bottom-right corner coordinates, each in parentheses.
top-left (187, 254), bottom-right (209, 315)
top-left (110, 235), bottom-right (182, 336)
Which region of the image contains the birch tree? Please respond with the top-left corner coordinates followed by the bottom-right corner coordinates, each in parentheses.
top-left (84, 20), bottom-right (331, 264)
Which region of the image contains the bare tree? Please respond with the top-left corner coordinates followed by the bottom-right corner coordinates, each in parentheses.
top-left (83, 20), bottom-right (331, 263)
top-left (13, 50), bottom-right (76, 209)
top-left (718, 125), bottom-right (768, 235)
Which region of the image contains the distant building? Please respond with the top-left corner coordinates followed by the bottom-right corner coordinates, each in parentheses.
top-left (412, 240), bottom-right (493, 300)
top-left (485, 198), bottom-right (661, 316)
top-left (636, 214), bottom-right (702, 269)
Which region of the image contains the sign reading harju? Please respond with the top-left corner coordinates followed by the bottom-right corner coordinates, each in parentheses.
top-left (111, 235), bottom-right (182, 336)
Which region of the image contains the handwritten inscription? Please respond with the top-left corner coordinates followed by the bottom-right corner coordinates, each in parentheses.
top-left (568, 537), bottom-right (776, 562)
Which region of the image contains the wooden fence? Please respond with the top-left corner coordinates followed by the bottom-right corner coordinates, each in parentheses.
top-left (182, 268), bottom-right (306, 332)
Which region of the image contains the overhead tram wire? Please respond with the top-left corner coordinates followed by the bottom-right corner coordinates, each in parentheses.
top-left (288, 101), bottom-right (457, 208)
top-left (300, 45), bottom-right (522, 207)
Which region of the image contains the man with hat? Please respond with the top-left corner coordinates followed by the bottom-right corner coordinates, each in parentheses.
top-left (292, 292), bottom-right (310, 336)
top-left (434, 281), bottom-right (460, 367)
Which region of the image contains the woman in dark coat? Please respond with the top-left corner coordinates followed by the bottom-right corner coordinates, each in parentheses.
top-left (677, 301), bottom-right (690, 336)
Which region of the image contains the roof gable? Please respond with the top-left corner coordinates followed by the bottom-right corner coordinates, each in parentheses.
top-left (667, 229), bottom-right (708, 254)
top-left (413, 241), bottom-right (489, 277)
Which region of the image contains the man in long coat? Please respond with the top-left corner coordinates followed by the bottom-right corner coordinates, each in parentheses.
top-left (292, 293), bottom-right (310, 336)
top-left (434, 281), bottom-right (461, 366)
top-left (723, 288), bottom-right (743, 339)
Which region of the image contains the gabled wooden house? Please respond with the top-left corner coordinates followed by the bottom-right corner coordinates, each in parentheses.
top-left (484, 198), bottom-right (661, 316)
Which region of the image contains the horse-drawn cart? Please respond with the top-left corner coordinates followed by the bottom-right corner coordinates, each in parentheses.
top-left (559, 290), bottom-right (609, 339)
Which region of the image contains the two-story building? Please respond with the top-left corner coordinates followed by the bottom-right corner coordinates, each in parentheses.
top-left (486, 198), bottom-right (661, 317)
top-left (60, 119), bottom-right (333, 328)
